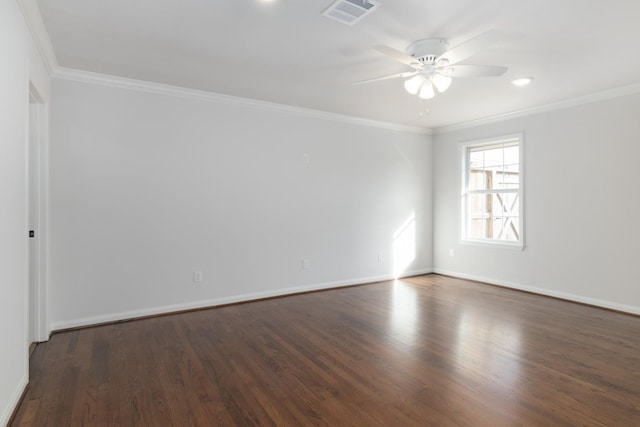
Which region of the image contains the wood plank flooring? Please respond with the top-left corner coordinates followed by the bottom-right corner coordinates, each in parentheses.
top-left (11, 274), bottom-right (640, 426)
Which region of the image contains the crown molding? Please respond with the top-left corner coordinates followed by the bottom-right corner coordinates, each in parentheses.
top-left (52, 67), bottom-right (432, 135)
top-left (14, 0), bottom-right (640, 137)
top-left (17, 0), bottom-right (430, 135)
top-left (17, 0), bottom-right (58, 74)
top-left (433, 82), bottom-right (640, 134)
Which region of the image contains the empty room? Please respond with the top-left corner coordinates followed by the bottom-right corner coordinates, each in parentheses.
top-left (2, 0), bottom-right (640, 425)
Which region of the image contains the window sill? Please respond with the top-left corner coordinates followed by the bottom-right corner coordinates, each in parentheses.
top-left (460, 239), bottom-right (524, 251)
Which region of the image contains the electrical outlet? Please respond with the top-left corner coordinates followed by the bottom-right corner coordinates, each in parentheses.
top-left (302, 258), bottom-right (309, 270)
top-left (303, 153), bottom-right (310, 164)
top-left (193, 271), bottom-right (203, 283)
top-left (449, 249), bottom-right (455, 257)
top-left (378, 251), bottom-right (383, 262)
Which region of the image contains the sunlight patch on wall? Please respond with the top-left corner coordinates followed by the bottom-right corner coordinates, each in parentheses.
top-left (393, 212), bottom-right (416, 279)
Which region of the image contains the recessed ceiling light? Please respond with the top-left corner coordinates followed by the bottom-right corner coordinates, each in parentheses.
top-left (511, 77), bottom-right (533, 86)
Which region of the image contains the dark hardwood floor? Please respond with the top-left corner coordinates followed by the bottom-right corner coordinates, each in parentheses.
top-left (11, 274), bottom-right (640, 426)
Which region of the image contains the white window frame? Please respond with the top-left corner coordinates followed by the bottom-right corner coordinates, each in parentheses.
top-left (460, 133), bottom-right (524, 250)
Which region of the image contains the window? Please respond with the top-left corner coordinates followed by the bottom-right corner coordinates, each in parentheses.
top-left (461, 134), bottom-right (523, 248)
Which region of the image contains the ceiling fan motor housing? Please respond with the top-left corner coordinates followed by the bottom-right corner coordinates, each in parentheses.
top-left (406, 39), bottom-right (449, 65)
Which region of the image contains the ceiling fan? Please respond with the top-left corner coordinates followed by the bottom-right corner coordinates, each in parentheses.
top-left (356, 30), bottom-right (508, 99)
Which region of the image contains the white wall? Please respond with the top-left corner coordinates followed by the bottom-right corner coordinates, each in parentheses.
top-left (433, 93), bottom-right (640, 314)
top-left (49, 77), bottom-right (433, 329)
top-left (0, 0), bottom-right (50, 425)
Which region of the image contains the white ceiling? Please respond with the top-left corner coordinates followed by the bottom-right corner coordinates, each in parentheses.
top-left (34, 0), bottom-right (640, 129)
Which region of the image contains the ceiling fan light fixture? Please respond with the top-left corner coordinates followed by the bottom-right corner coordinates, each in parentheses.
top-left (418, 80), bottom-right (435, 99)
top-left (511, 77), bottom-right (533, 86)
top-left (367, 31), bottom-right (508, 100)
top-left (404, 75), bottom-right (426, 95)
top-left (431, 74), bottom-right (452, 93)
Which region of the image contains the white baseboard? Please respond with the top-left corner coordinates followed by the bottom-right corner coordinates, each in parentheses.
top-left (50, 268), bottom-right (433, 331)
top-left (433, 268), bottom-right (640, 315)
top-left (1, 374), bottom-right (27, 427)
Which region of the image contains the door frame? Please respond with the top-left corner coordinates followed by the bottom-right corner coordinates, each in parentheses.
top-left (27, 83), bottom-right (50, 343)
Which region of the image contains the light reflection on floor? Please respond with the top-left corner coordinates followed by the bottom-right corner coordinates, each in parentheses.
top-left (387, 278), bottom-right (526, 417)
top-left (390, 280), bottom-right (419, 344)
top-left (454, 309), bottom-right (523, 399)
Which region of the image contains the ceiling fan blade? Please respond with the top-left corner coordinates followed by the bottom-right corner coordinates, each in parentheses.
top-left (442, 64), bottom-right (508, 77)
top-left (353, 71), bottom-right (418, 85)
top-left (373, 45), bottom-right (421, 68)
top-left (437, 30), bottom-right (500, 66)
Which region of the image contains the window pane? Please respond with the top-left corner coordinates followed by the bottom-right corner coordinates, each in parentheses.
top-left (504, 145), bottom-right (519, 170)
top-left (491, 193), bottom-right (519, 241)
top-left (468, 143), bottom-right (519, 191)
top-left (469, 193), bottom-right (489, 216)
top-left (469, 217), bottom-right (488, 239)
top-left (498, 192), bottom-right (519, 217)
top-left (469, 169), bottom-right (488, 190)
top-left (482, 147), bottom-right (504, 175)
top-left (469, 150), bottom-right (484, 168)
top-left (468, 193), bottom-right (492, 239)
top-left (468, 192), bottom-right (519, 241)
top-left (497, 170), bottom-right (519, 189)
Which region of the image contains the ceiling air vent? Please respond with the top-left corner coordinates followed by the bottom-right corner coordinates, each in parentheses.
top-left (322, 0), bottom-right (380, 26)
